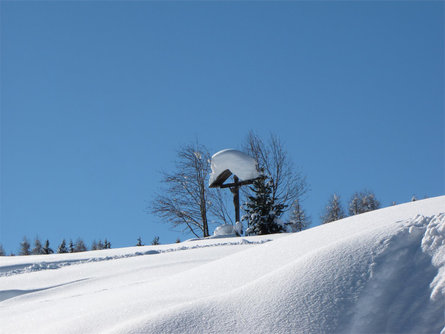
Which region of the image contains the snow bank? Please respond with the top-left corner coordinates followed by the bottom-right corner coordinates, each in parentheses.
top-left (209, 149), bottom-right (260, 186)
top-left (0, 196), bottom-right (444, 334)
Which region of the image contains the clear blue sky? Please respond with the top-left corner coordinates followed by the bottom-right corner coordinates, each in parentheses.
top-left (1, 1), bottom-right (443, 254)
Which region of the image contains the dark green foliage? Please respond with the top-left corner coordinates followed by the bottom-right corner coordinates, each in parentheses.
top-left (69, 240), bottom-right (74, 253)
top-left (151, 236), bottom-right (160, 245)
top-left (57, 239), bottom-right (68, 253)
top-left (42, 240), bottom-right (54, 254)
top-left (136, 237), bottom-right (143, 246)
top-left (242, 176), bottom-right (286, 235)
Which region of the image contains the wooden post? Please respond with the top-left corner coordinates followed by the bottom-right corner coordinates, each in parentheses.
top-left (231, 176), bottom-right (240, 223)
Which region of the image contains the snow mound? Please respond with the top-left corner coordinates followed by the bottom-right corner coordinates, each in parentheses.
top-left (209, 149), bottom-right (260, 186)
top-left (0, 196), bottom-right (444, 334)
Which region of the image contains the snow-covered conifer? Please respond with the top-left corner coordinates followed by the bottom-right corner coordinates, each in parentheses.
top-left (42, 240), bottom-right (53, 254)
top-left (286, 199), bottom-right (310, 232)
top-left (151, 236), bottom-right (160, 245)
top-left (321, 194), bottom-right (345, 224)
top-left (242, 176), bottom-right (286, 235)
top-left (57, 239), bottom-right (68, 253)
top-left (136, 237), bottom-right (143, 246)
top-left (69, 240), bottom-right (74, 253)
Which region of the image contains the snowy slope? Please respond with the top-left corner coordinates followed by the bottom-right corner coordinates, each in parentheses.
top-left (0, 196), bottom-right (444, 334)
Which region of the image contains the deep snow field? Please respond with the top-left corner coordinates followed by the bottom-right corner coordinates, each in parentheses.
top-left (0, 196), bottom-right (444, 334)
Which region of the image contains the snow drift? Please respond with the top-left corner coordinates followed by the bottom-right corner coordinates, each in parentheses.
top-left (0, 196), bottom-right (444, 334)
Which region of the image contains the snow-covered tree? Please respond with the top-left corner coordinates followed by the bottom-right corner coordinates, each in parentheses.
top-left (348, 190), bottom-right (380, 216)
top-left (91, 240), bottom-right (98, 250)
top-left (19, 237), bottom-right (31, 255)
top-left (321, 194), bottom-right (345, 224)
top-left (151, 236), bottom-right (160, 245)
top-left (69, 239), bottom-right (74, 253)
top-left (242, 176), bottom-right (286, 235)
top-left (42, 240), bottom-right (53, 254)
top-left (104, 239), bottom-right (111, 249)
top-left (32, 237), bottom-right (43, 255)
top-left (285, 199), bottom-right (310, 232)
top-left (136, 237), bottom-right (143, 246)
top-left (57, 239), bottom-right (68, 253)
top-left (0, 244), bottom-right (5, 256)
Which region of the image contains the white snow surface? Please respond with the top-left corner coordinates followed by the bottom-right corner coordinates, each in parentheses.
top-left (209, 149), bottom-right (260, 185)
top-left (1, 196), bottom-right (445, 334)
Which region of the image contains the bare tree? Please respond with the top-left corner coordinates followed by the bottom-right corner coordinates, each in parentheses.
top-left (243, 132), bottom-right (308, 212)
top-left (151, 142), bottom-right (212, 238)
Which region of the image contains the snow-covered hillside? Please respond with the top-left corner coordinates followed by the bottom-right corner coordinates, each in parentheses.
top-left (1, 196), bottom-right (444, 334)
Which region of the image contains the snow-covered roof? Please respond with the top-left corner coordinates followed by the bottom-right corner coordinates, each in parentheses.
top-left (209, 149), bottom-right (260, 187)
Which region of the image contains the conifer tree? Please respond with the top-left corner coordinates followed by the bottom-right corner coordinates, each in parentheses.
top-left (104, 239), bottom-right (111, 249)
top-left (136, 237), bottom-right (143, 246)
top-left (74, 238), bottom-right (87, 252)
top-left (32, 238), bottom-right (43, 255)
top-left (151, 236), bottom-right (160, 245)
top-left (0, 244), bottom-right (5, 256)
top-left (19, 237), bottom-right (31, 255)
top-left (57, 239), bottom-right (68, 253)
top-left (242, 176), bottom-right (286, 235)
top-left (321, 193), bottom-right (345, 224)
top-left (42, 240), bottom-right (54, 254)
top-left (97, 240), bottom-right (104, 250)
top-left (348, 190), bottom-right (380, 216)
top-left (286, 199), bottom-right (310, 232)
top-left (69, 239), bottom-right (74, 253)
top-left (91, 240), bottom-right (98, 250)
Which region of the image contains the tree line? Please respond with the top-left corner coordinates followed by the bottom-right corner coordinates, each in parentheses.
top-left (0, 237), bottom-right (112, 256)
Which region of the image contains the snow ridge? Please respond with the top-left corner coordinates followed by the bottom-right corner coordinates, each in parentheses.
top-left (0, 238), bottom-right (272, 277)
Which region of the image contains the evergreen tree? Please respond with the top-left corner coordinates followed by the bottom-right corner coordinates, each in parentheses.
top-left (91, 240), bottom-right (98, 250)
top-left (151, 236), bottom-right (160, 245)
top-left (57, 239), bottom-right (68, 253)
top-left (136, 237), bottom-right (143, 246)
top-left (242, 176), bottom-right (286, 235)
top-left (19, 237), bottom-right (31, 255)
top-left (348, 190), bottom-right (380, 216)
top-left (32, 237), bottom-right (43, 255)
top-left (348, 194), bottom-right (361, 216)
top-left (285, 199), bottom-right (310, 232)
top-left (0, 244), bottom-right (5, 256)
top-left (321, 194), bottom-right (346, 224)
top-left (74, 238), bottom-right (87, 252)
top-left (42, 240), bottom-right (54, 254)
top-left (97, 240), bottom-right (104, 250)
top-left (104, 239), bottom-right (111, 249)
top-left (69, 239), bottom-right (75, 253)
